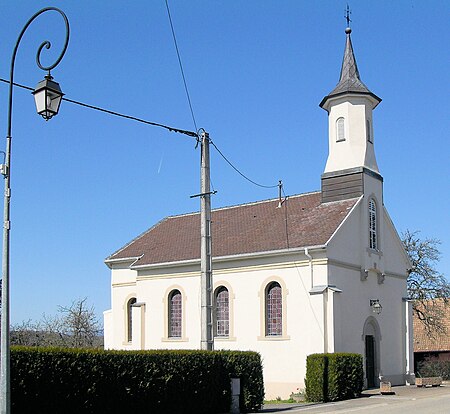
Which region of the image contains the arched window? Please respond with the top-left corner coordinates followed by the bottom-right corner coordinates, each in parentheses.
top-left (215, 286), bottom-right (229, 337)
top-left (127, 297), bottom-right (137, 342)
top-left (367, 119), bottom-right (372, 143)
top-left (266, 282), bottom-right (282, 336)
top-left (336, 117), bottom-right (345, 142)
top-left (369, 199), bottom-right (378, 250)
top-left (169, 290), bottom-right (182, 338)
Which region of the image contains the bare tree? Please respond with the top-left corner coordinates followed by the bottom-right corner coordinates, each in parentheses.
top-left (10, 320), bottom-right (42, 346)
top-left (402, 230), bottom-right (450, 335)
top-left (11, 298), bottom-right (102, 348)
top-left (57, 297), bottom-right (101, 348)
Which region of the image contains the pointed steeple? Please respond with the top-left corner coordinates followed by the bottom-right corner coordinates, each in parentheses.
top-left (320, 23), bottom-right (383, 202)
top-left (320, 27), bottom-right (381, 109)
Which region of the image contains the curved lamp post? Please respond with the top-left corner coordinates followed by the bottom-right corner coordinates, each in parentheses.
top-left (0, 8), bottom-right (69, 413)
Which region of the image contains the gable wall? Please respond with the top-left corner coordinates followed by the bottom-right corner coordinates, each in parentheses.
top-left (327, 180), bottom-right (409, 385)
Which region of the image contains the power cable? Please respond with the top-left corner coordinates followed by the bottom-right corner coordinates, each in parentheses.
top-left (282, 191), bottom-right (290, 249)
top-left (0, 78), bottom-right (198, 139)
top-left (164, 2), bottom-right (282, 192)
top-left (164, 0), bottom-right (198, 132)
top-left (1, 78), bottom-right (283, 193)
top-left (209, 139), bottom-right (279, 189)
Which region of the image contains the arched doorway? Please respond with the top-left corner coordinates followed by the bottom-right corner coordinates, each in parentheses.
top-left (362, 317), bottom-right (381, 388)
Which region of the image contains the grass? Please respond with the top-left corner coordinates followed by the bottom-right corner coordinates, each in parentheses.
top-left (264, 398), bottom-right (304, 404)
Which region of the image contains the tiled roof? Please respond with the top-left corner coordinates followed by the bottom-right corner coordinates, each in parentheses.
top-left (320, 28), bottom-right (381, 108)
top-left (413, 299), bottom-right (450, 352)
top-left (106, 191), bottom-right (359, 267)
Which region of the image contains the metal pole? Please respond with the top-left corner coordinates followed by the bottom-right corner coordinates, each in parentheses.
top-left (0, 135), bottom-right (11, 414)
top-left (200, 131), bottom-right (213, 350)
top-left (0, 9), bottom-right (69, 413)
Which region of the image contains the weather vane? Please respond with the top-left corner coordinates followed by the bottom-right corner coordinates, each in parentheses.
top-left (345, 4), bottom-right (352, 27)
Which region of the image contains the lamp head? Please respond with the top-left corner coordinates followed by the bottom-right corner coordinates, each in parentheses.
top-left (32, 73), bottom-right (64, 121)
top-left (370, 299), bottom-right (382, 315)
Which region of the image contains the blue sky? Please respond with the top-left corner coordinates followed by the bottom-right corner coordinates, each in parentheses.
top-left (0, 1), bottom-right (448, 325)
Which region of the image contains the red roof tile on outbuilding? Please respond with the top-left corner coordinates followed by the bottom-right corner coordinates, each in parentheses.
top-left (413, 299), bottom-right (450, 352)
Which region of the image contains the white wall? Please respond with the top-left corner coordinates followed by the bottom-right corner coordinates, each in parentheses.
top-left (103, 189), bottom-right (410, 397)
top-left (324, 96), bottom-right (379, 174)
top-left (327, 190), bottom-right (409, 386)
top-left (105, 264), bottom-right (139, 349)
top-left (104, 252), bottom-right (329, 399)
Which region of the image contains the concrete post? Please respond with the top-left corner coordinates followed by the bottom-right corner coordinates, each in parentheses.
top-left (230, 377), bottom-right (240, 414)
top-left (200, 131), bottom-right (213, 350)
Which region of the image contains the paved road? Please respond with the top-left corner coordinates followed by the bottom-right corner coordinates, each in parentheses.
top-left (260, 385), bottom-right (450, 414)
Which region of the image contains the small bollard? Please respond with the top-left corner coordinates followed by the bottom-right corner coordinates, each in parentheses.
top-left (380, 381), bottom-right (395, 395)
top-left (230, 377), bottom-right (240, 414)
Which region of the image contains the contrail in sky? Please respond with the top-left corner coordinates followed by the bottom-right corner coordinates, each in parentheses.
top-left (157, 153), bottom-right (164, 174)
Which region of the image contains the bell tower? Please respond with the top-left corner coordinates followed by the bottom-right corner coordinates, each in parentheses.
top-left (320, 26), bottom-right (383, 203)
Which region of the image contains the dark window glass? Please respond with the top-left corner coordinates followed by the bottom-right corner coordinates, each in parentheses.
top-left (266, 282), bottom-right (282, 336)
top-left (127, 297), bottom-right (137, 342)
top-left (169, 290), bottom-right (182, 338)
top-left (215, 287), bottom-right (229, 337)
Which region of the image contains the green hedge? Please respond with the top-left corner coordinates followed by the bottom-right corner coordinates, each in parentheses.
top-left (417, 360), bottom-right (450, 380)
top-left (11, 347), bottom-right (264, 413)
top-left (305, 353), bottom-right (363, 402)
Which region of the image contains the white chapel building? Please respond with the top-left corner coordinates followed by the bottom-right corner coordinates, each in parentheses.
top-left (103, 27), bottom-right (414, 398)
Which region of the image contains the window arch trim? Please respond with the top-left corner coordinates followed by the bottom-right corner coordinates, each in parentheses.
top-left (258, 276), bottom-right (290, 341)
top-left (214, 286), bottom-right (229, 337)
top-left (123, 295), bottom-right (136, 345)
top-left (266, 282), bottom-right (282, 336)
top-left (213, 281), bottom-right (236, 341)
top-left (168, 289), bottom-right (182, 338)
top-left (336, 117), bottom-right (345, 142)
top-left (162, 285), bottom-right (188, 342)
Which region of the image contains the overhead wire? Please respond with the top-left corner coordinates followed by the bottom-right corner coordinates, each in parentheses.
top-left (209, 139), bottom-right (279, 189)
top-left (0, 77), bottom-right (283, 194)
top-left (164, 1), bottom-right (281, 192)
top-left (282, 187), bottom-right (290, 249)
top-left (0, 78), bottom-right (198, 138)
top-left (1, 3), bottom-right (287, 194)
top-left (163, 2), bottom-right (281, 193)
top-left (2, 0), bottom-right (283, 193)
top-left (164, 0), bottom-right (198, 133)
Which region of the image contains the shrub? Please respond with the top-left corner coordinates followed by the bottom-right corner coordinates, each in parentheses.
top-left (11, 347), bottom-right (264, 414)
top-left (305, 353), bottom-right (363, 402)
top-left (417, 360), bottom-right (450, 380)
top-left (219, 350), bottom-right (264, 410)
top-left (304, 353), bottom-right (327, 402)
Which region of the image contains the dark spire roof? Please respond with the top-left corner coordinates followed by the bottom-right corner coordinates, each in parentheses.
top-left (320, 27), bottom-right (381, 109)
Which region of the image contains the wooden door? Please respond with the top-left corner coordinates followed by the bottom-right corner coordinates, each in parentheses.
top-left (365, 335), bottom-right (376, 388)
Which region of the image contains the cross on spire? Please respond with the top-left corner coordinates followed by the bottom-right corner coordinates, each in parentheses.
top-left (345, 4), bottom-right (352, 27)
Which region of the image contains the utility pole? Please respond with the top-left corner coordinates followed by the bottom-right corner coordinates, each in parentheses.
top-left (200, 130), bottom-right (213, 350)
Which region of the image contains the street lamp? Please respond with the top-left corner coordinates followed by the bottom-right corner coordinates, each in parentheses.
top-left (0, 8), bottom-right (69, 414)
top-left (32, 74), bottom-right (65, 121)
top-left (370, 299), bottom-right (382, 315)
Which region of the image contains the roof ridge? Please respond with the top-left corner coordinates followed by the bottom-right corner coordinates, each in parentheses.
top-left (106, 190), bottom-right (322, 260)
top-left (106, 192), bottom-right (361, 265)
top-left (208, 190), bottom-right (321, 213)
top-left (164, 190), bottom-right (322, 219)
